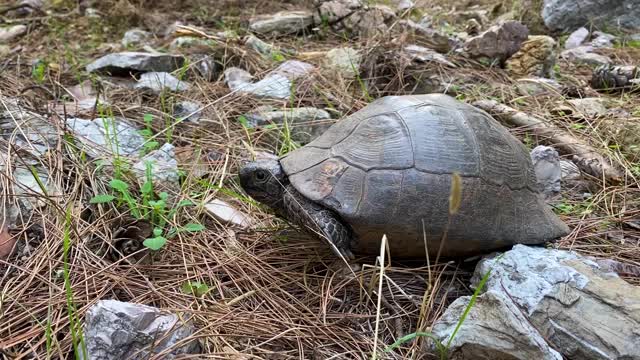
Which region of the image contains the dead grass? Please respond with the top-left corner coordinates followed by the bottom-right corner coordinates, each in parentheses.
top-left (1, 1), bottom-right (640, 359)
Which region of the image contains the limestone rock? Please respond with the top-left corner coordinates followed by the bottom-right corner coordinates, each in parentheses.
top-left (249, 11), bottom-right (314, 35)
top-left (506, 35), bottom-right (556, 78)
top-left (134, 72), bottom-right (190, 94)
top-left (403, 44), bottom-right (456, 67)
top-left (561, 46), bottom-right (610, 66)
top-left (169, 36), bottom-right (214, 51)
top-left (314, 0), bottom-right (396, 37)
top-left (121, 28), bottom-right (151, 48)
top-left (243, 106), bottom-right (333, 143)
top-left (472, 244), bottom-right (640, 359)
top-left (224, 60), bottom-right (314, 99)
top-left (432, 290), bottom-right (562, 360)
top-left (86, 52), bottom-right (186, 76)
top-left (516, 77), bottom-right (561, 96)
top-left (324, 47), bottom-right (361, 78)
top-left (531, 145), bottom-right (561, 198)
top-left (83, 300), bottom-right (199, 360)
top-left (0, 25), bottom-right (27, 43)
top-left (590, 31), bottom-right (616, 48)
top-left (173, 101), bottom-right (202, 123)
top-left (397, 19), bottom-right (456, 53)
top-left (132, 143), bottom-right (179, 189)
top-left (65, 117), bottom-right (145, 157)
top-left (463, 20), bottom-right (529, 63)
top-left (565, 27), bottom-right (589, 49)
top-left (542, 0), bottom-right (640, 32)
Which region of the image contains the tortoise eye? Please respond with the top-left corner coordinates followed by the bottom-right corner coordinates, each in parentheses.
top-left (255, 170), bottom-right (268, 182)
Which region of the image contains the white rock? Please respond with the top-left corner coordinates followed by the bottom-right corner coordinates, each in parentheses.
top-left (325, 47), bottom-right (361, 78)
top-left (561, 46), bottom-right (610, 66)
top-left (590, 31), bottom-right (616, 48)
top-left (224, 60), bottom-right (314, 99)
top-left (204, 199), bottom-right (252, 228)
top-left (83, 300), bottom-right (199, 360)
top-left (531, 145), bottom-right (561, 198)
top-left (86, 52), bottom-right (186, 75)
top-left (121, 28), bottom-right (151, 48)
top-left (249, 11), bottom-right (314, 35)
top-left (173, 101), bottom-right (202, 123)
top-left (244, 106), bottom-right (333, 143)
top-left (403, 44), bottom-right (456, 67)
top-left (566, 97), bottom-right (607, 117)
top-left (432, 290), bottom-right (563, 360)
top-left (134, 72), bottom-right (190, 94)
top-left (133, 143), bottom-right (179, 187)
top-left (244, 35), bottom-right (275, 56)
top-left (65, 117), bottom-right (145, 157)
top-left (564, 27), bottom-right (589, 49)
top-left (471, 244), bottom-right (640, 359)
top-left (169, 36), bottom-right (213, 51)
top-left (0, 25), bottom-right (27, 43)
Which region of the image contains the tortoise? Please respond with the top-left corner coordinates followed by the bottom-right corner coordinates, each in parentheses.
top-left (239, 94), bottom-right (570, 259)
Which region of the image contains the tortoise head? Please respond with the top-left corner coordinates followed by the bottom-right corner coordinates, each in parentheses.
top-left (239, 159), bottom-right (287, 209)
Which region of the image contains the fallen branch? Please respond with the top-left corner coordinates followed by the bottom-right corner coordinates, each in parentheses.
top-left (472, 99), bottom-right (624, 183)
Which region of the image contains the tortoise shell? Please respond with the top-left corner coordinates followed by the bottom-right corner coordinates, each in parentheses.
top-left (279, 94), bottom-right (569, 257)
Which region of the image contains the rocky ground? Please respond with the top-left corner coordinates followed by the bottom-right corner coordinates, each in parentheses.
top-left (0, 0), bottom-right (639, 359)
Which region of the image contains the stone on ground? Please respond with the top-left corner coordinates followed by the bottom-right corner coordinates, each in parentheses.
top-left (530, 145), bottom-right (561, 198)
top-left (244, 106), bottom-right (333, 143)
top-left (432, 290), bottom-right (562, 360)
top-left (83, 300), bottom-right (199, 360)
top-left (65, 117), bottom-right (145, 157)
top-left (463, 20), bottom-right (529, 63)
top-left (132, 143), bottom-right (179, 188)
top-left (249, 11), bottom-right (314, 35)
top-left (224, 60), bottom-right (314, 99)
top-left (472, 244), bottom-right (640, 359)
top-left (173, 101), bottom-right (202, 123)
top-left (121, 28), bottom-right (152, 48)
top-left (564, 27), bottom-right (589, 50)
top-left (561, 46), bottom-right (610, 66)
top-left (506, 35), bottom-right (556, 78)
top-left (542, 0), bottom-right (640, 32)
top-left (204, 199), bottom-right (252, 228)
top-left (0, 25), bottom-right (27, 43)
top-left (134, 72), bottom-right (190, 94)
top-left (324, 47), bottom-right (361, 78)
top-left (86, 52), bottom-right (186, 75)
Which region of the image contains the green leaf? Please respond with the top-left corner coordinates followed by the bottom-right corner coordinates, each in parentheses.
top-left (138, 129), bottom-right (153, 137)
top-left (143, 113), bottom-right (153, 124)
top-left (153, 227), bottom-right (163, 237)
top-left (140, 180), bottom-right (153, 196)
top-left (144, 141), bottom-right (159, 150)
top-left (176, 200), bottom-right (195, 207)
top-left (182, 281), bottom-right (209, 297)
top-left (237, 115), bottom-right (251, 129)
top-left (89, 194), bottom-right (116, 204)
top-left (109, 179), bottom-right (129, 192)
top-left (182, 223), bottom-right (205, 232)
top-left (143, 236), bottom-right (167, 250)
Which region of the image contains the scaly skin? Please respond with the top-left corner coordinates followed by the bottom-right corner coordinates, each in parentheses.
top-left (282, 184), bottom-right (355, 260)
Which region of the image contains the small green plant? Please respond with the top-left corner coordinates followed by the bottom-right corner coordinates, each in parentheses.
top-left (182, 281), bottom-right (210, 297)
top-left (90, 162), bottom-right (204, 252)
top-left (270, 49), bottom-right (286, 62)
top-left (138, 113), bottom-right (160, 154)
top-left (31, 60), bottom-right (47, 84)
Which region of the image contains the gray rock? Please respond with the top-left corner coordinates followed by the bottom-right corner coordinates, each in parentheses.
top-left (542, 0), bottom-right (640, 32)
top-left (314, 0), bottom-right (396, 37)
top-left (225, 60), bottom-right (314, 99)
top-left (397, 19), bottom-right (456, 53)
top-left (565, 27), bottom-right (589, 49)
top-left (396, 0), bottom-right (414, 13)
top-left (85, 7), bottom-right (100, 18)
top-left (133, 143), bottom-right (179, 188)
top-left (173, 101), bottom-right (201, 123)
top-left (561, 46), bottom-right (610, 66)
top-left (189, 54), bottom-right (220, 82)
top-left (16, 0), bottom-right (44, 15)
top-left (244, 35), bottom-right (276, 56)
top-left (86, 52), bottom-right (186, 76)
top-left (12, 166), bottom-right (58, 213)
top-left (566, 97), bottom-right (607, 117)
top-left (403, 44), bottom-right (456, 67)
top-left (325, 47), bottom-right (361, 78)
top-left (249, 11), bottom-right (314, 35)
top-left (516, 77), bottom-right (561, 96)
top-left (244, 106), bottom-right (333, 143)
top-left (134, 72), bottom-right (190, 94)
top-left (83, 300), bottom-right (199, 360)
top-left (531, 145), bottom-right (561, 198)
top-left (0, 45), bottom-right (10, 57)
top-left (590, 31), bottom-right (617, 48)
top-left (121, 28), bottom-right (151, 48)
top-left (463, 20), bottom-right (529, 62)
top-left (0, 98), bottom-right (58, 157)
top-left (169, 36), bottom-right (214, 51)
top-left (432, 290), bottom-right (562, 360)
top-left (560, 159), bottom-right (581, 181)
top-left (0, 25), bottom-right (27, 43)
top-left (66, 117), bottom-right (145, 157)
top-left (472, 244), bottom-right (640, 360)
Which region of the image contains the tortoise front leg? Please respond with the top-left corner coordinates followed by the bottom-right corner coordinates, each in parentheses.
top-left (281, 184), bottom-right (355, 259)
